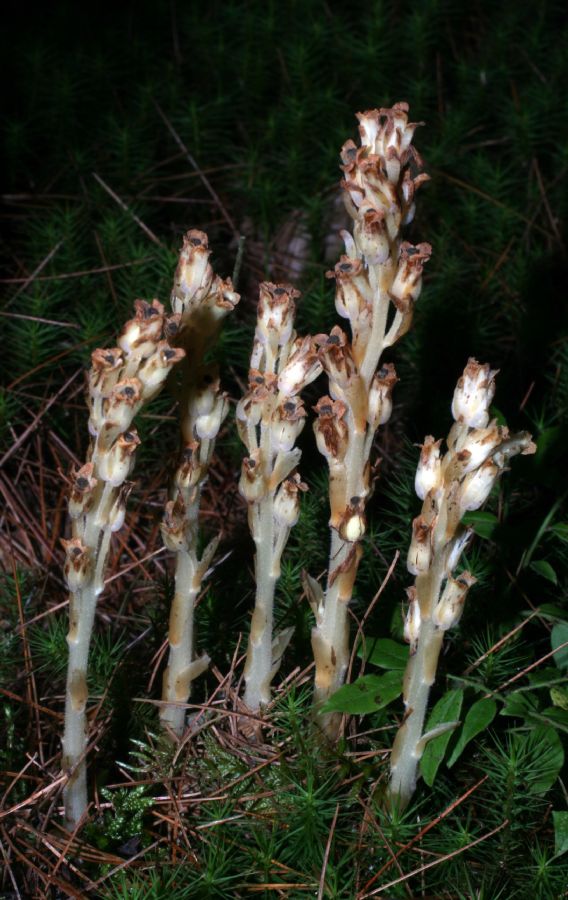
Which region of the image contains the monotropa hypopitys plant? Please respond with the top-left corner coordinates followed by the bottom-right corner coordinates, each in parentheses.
top-left (62, 300), bottom-right (184, 829)
top-left (388, 359), bottom-right (535, 809)
top-left (160, 231), bottom-right (239, 739)
top-left (238, 283), bottom-right (322, 712)
top-left (304, 103), bottom-right (431, 738)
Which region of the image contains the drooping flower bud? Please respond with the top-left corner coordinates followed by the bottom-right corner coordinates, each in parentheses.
top-left (195, 393), bottom-right (229, 440)
top-left (256, 282), bottom-right (299, 348)
top-left (316, 327), bottom-right (357, 391)
top-left (62, 538), bottom-right (92, 591)
top-left (433, 572), bottom-right (476, 631)
top-left (389, 242), bottom-right (432, 307)
top-left (313, 397), bottom-right (348, 462)
top-left (68, 463), bottom-right (98, 519)
top-left (118, 300), bottom-right (165, 358)
top-left (415, 436), bottom-right (443, 500)
top-left (274, 473), bottom-right (307, 527)
top-left (138, 342), bottom-right (185, 397)
top-left (455, 421), bottom-right (504, 473)
top-left (175, 441), bottom-right (203, 489)
top-left (368, 363), bottom-right (398, 428)
top-left (108, 483), bottom-right (133, 533)
top-left (238, 451), bottom-right (266, 503)
top-left (277, 336), bottom-right (322, 396)
top-left (89, 348), bottom-right (124, 398)
top-left (271, 397), bottom-right (306, 452)
top-left (353, 208), bottom-right (391, 264)
top-left (103, 379), bottom-right (142, 439)
top-left (98, 430), bottom-right (141, 487)
top-left (170, 230), bottom-right (214, 314)
top-left (459, 459), bottom-right (499, 512)
top-left (161, 497), bottom-right (187, 551)
top-left (338, 496), bottom-right (366, 542)
top-left (451, 358), bottom-right (497, 428)
top-left (407, 515), bottom-right (433, 575)
top-left (236, 393), bottom-right (263, 432)
top-left (356, 109), bottom-right (381, 153)
top-left (329, 256), bottom-right (369, 323)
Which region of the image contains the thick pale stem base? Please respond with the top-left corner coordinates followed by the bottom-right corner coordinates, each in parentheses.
top-left (62, 585), bottom-right (97, 830)
top-left (388, 564), bottom-right (445, 810)
top-left (244, 497), bottom-right (277, 712)
top-left (311, 531), bottom-right (357, 740)
top-left (161, 551), bottom-right (209, 738)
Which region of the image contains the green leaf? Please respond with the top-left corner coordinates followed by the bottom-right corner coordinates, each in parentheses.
top-left (500, 691), bottom-right (539, 719)
top-left (551, 623), bottom-right (568, 669)
top-left (447, 698), bottom-right (497, 768)
top-left (357, 638), bottom-right (409, 670)
top-left (550, 687), bottom-right (568, 710)
top-left (549, 523), bottom-right (568, 543)
top-left (553, 811), bottom-right (568, 857)
top-left (529, 559), bottom-right (558, 584)
top-left (321, 671), bottom-right (402, 715)
top-left (522, 604), bottom-right (565, 621)
top-left (540, 707), bottom-right (568, 733)
top-left (528, 666), bottom-right (566, 687)
top-left (461, 510), bottom-right (498, 539)
top-left (420, 689), bottom-right (464, 787)
top-left (523, 726), bottom-right (564, 794)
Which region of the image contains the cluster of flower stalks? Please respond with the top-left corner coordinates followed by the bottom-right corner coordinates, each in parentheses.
top-left (387, 360), bottom-right (535, 809)
top-left (60, 102), bottom-right (534, 830)
top-left (62, 300), bottom-right (185, 829)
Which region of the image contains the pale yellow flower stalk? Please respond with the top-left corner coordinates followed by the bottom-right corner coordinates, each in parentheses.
top-left (388, 359), bottom-right (535, 810)
top-left (160, 231), bottom-right (239, 738)
top-left (238, 283), bottom-right (322, 712)
top-left (307, 104), bottom-right (431, 737)
top-left (62, 300), bottom-right (184, 830)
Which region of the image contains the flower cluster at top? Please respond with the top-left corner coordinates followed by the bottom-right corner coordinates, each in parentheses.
top-left (404, 359), bottom-right (536, 645)
top-left (64, 300), bottom-right (185, 599)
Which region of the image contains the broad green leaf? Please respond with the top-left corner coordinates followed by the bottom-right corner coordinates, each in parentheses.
top-left (530, 559), bottom-right (558, 584)
top-left (461, 510), bottom-right (498, 539)
top-left (553, 811), bottom-right (568, 857)
top-left (500, 691), bottom-right (539, 718)
top-left (357, 638), bottom-right (409, 670)
top-left (528, 666), bottom-right (566, 687)
top-left (551, 623), bottom-right (568, 669)
top-left (540, 707), bottom-right (568, 733)
top-left (420, 689), bottom-right (464, 787)
top-left (550, 687), bottom-right (568, 710)
top-left (321, 671), bottom-right (402, 715)
top-left (522, 726), bottom-right (564, 794)
top-left (447, 698), bottom-right (497, 768)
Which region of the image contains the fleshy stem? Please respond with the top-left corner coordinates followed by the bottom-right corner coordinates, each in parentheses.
top-left (388, 359), bottom-right (535, 809)
top-left (62, 300), bottom-right (184, 830)
top-left (160, 231), bottom-right (239, 739)
top-left (307, 104), bottom-right (431, 738)
top-left (238, 283), bottom-right (322, 711)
